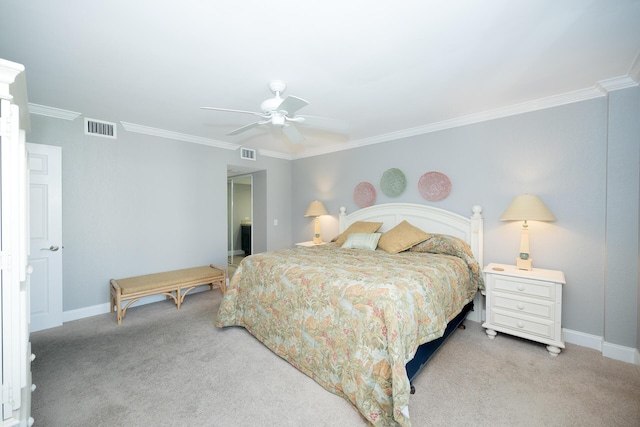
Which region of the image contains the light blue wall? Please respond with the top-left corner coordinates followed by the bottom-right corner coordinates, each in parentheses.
top-left (293, 90), bottom-right (640, 348)
top-left (604, 87), bottom-right (640, 347)
top-left (28, 115), bottom-right (292, 311)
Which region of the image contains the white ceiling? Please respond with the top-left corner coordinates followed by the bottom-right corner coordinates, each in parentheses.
top-left (1, 0), bottom-right (639, 159)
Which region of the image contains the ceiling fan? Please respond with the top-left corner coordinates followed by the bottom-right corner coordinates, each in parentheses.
top-left (201, 80), bottom-right (347, 144)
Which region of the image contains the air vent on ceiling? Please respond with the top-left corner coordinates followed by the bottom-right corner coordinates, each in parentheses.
top-left (240, 147), bottom-right (256, 161)
top-left (85, 117), bottom-right (117, 139)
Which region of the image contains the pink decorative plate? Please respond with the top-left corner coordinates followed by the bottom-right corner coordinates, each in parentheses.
top-left (418, 171), bottom-right (451, 201)
top-left (353, 182), bottom-right (376, 208)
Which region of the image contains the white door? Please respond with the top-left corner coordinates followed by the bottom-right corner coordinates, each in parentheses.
top-left (27, 143), bottom-right (63, 332)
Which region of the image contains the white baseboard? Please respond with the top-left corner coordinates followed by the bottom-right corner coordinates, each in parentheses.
top-left (63, 285), bottom-right (213, 323)
top-left (602, 341), bottom-right (640, 365)
top-left (562, 328), bottom-right (603, 352)
top-left (563, 327), bottom-right (639, 365)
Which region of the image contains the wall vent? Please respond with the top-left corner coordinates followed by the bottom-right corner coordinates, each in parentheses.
top-left (85, 117), bottom-right (117, 139)
top-left (240, 147), bottom-right (256, 161)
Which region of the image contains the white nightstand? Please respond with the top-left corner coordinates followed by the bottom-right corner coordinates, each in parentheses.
top-left (295, 241), bottom-right (328, 247)
top-left (482, 263), bottom-right (565, 356)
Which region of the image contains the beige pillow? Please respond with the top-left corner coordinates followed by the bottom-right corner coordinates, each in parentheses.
top-left (377, 220), bottom-right (431, 254)
top-left (333, 221), bottom-right (383, 246)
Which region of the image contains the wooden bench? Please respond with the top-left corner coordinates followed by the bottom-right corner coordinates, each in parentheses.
top-left (110, 264), bottom-right (226, 325)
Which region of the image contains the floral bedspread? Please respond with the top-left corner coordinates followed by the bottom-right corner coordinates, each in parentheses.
top-left (216, 243), bottom-right (482, 426)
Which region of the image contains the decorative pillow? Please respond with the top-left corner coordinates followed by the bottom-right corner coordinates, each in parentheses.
top-left (341, 233), bottom-right (382, 251)
top-left (333, 221), bottom-right (383, 246)
top-left (410, 233), bottom-right (484, 290)
top-left (377, 220), bottom-right (430, 254)
top-left (410, 233), bottom-right (473, 258)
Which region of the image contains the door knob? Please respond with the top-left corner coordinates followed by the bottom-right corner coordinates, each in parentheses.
top-left (41, 245), bottom-right (60, 252)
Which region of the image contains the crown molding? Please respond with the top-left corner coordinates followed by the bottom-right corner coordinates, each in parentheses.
top-left (119, 121), bottom-right (240, 151)
top-left (293, 84), bottom-right (607, 160)
top-left (257, 148), bottom-right (294, 160)
top-left (596, 76), bottom-right (639, 94)
top-left (28, 103), bottom-right (81, 120)
top-left (27, 73), bottom-right (640, 161)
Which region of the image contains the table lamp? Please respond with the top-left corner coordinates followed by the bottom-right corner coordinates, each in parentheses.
top-left (500, 194), bottom-right (556, 270)
top-left (304, 200), bottom-right (329, 244)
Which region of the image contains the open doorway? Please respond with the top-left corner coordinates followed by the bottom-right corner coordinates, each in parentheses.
top-left (227, 174), bottom-right (252, 269)
top-left (227, 165), bottom-right (267, 279)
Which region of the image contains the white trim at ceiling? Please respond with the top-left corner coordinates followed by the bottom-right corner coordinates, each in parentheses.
top-left (28, 103), bottom-right (81, 120)
top-left (294, 76), bottom-right (640, 160)
top-left (627, 49), bottom-right (640, 82)
top-left (257, 148), bottom-right (294, 161)
top-left (119, 121), bottom-right (240, 151)
top-left (596, 76), bottom-right (638, 94)
top-left (27, 75), bottom-right (639, 161)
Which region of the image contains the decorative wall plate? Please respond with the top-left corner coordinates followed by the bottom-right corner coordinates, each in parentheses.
top-left (380, 168), bottom-right (406, 197)
top-left (418, 171), bottom-right (451, 201)
top-left (353, 182), bottom-right (376, 208)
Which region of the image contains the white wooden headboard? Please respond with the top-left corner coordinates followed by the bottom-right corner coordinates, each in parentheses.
top-left (339, 203), bottom-right (484, 274)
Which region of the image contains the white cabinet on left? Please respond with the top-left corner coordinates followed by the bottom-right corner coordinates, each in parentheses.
top-left (0, 58), bottom-right (35, 427)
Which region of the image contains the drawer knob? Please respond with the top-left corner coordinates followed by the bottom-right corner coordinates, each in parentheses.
top-left (517, 303), bottom-right (525, 310)
top-left (517, 321), bottom-right (525, 328)
top-left (517, 285), bottom-right (525, 291)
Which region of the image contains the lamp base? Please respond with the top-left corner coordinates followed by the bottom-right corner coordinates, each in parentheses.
top-left (516, 258), bottom-right (533, 271)
top-left (312, 217), bottom-right (323, 244)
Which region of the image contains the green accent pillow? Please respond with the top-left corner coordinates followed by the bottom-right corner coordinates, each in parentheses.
top-left (341, 233), bottom-right (382, 251)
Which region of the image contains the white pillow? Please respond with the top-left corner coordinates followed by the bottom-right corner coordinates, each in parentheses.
top-left (341, 233), bottom-right (382, 251)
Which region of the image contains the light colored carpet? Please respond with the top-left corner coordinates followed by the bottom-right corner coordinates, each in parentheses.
top-left (31, 290), bottom-right (640, 426)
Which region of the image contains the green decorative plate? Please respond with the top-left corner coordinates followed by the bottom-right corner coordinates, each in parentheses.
top-left (380, 168), bottom-right (406, 197)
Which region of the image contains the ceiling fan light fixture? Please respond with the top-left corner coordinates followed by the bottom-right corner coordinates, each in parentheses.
top-left (201, 79), bottom-right (344, 145)
top-left (271, 113), bottom-right (285, 126)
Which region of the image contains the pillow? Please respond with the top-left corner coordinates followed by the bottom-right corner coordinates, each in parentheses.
top-left (377, 220), bottom-right (430, 254)
top-left (341, 233), bottom-right (382, 251)
top-left (410, 233), bottom-right (474, 259)
top-left (411, 233), bottom-right (484, 290)
top-left (333, 221), bottom-right (383, 246)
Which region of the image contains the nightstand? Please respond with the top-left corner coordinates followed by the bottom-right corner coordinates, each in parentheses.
top-left (295, 241), bottom-right (328, 247)
top-left (482, 263), bottom-right (565, 356)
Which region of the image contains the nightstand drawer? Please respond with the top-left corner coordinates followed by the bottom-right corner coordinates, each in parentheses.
top-left (493, 276), bottom-right (555, 300)
top-left (489, 309), bottom-right (556, 340)
top-left (492, 292), bottom-right (554, 319)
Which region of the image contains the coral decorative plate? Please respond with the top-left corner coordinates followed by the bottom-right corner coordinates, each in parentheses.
top-left (380, 168), bottom-right (406, 197)
top-left (418, 171), bottom-right (451, 201)
top-left (353, 182), bottom-right (376, 208)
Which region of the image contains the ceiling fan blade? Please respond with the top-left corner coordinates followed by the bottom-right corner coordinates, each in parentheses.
top-left (282, 123), bottom-right (305, 144)
top-left (228, 120), bottom-right (268, 136)
top-left (201, 106), bottom-right (267, 118)
top-left (294, 115), bottom-right (349, 133)
top-left (277, 95), bottom-right (309, 116)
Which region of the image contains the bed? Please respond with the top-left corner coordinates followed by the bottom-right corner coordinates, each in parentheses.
top-left (215, 203), bottom-right (484, 426)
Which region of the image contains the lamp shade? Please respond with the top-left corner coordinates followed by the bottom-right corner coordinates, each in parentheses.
top-left (304, 200), bottom-right (329, 217)
top-left (500, 194), bottom-right (556, 222)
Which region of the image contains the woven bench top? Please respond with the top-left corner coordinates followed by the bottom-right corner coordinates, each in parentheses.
top-left (112, 265), bottom-right (225, 295)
